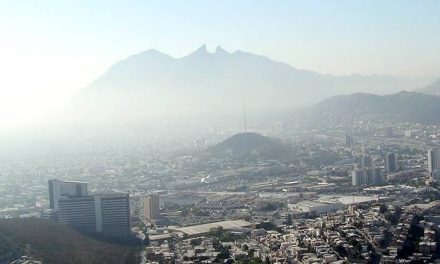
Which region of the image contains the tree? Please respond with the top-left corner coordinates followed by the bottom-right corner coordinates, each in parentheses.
top-left (248, 248), bottom-right (255, 258)
top-left (286, 214), bottom-right (293, 225)
top-left (190, 238), bottom-right (201, 246)
top-left (243, 244), bottom-right (249, 252)
top-left (379, 204), bottom-right (387, 214)
top-left (265, 256), bottom-right (271, 264)
top-left (216, 248), bottom-right (230, 259)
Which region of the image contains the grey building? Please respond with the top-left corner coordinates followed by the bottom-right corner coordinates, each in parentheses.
top-left (49, 179), bottom-right (130, 236)
top-left (98, 194), bottom-right (131, 236)
top-left (428, 149), bottom-right (440, 173)
top-left (58, 196), bottom-right (96, 233)
top-left (58, 194), bottom-right (130, 236)
top-left (345, 135), bottom-right (354, 147)
top-left (385, 152), bottom-right (398, 173)
top-left (48, 179), bottom-right (88, 210)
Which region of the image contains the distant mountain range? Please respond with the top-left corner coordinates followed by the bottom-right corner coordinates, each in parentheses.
top-left (209, 132), bottom-right (287, 159)
top-left (305, 91), bottom-right (440, 124)
top-left (73, 45), bottom-right (431, 123)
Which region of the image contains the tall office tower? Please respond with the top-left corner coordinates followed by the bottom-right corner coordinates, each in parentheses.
top-left (352, 170), bottom-right (363, 186)
top-left (385, 152), bottom-right (398, 173)
top-left (144, 195), bottom-right (160, 220)
top-left (428, 149), bottom-right (440, 174)
top-left (58, 196), bottom-right (97, 233)
top-left (48, 179), bottom-right (88, 210)
top-left (372, 167), bottom-right (384, 183)
top-left (361, 155), bottom-right (373, 168)
top-left (345, 135), bottom-right (354, 147)
top-left (96, 194), bottom-right (131, 236)
top-left (57, 194), bottom-right (130, 236)
top-left (432, 170), bottom-right (440, 182)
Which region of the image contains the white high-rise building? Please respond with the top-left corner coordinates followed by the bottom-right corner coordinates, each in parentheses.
top-left (352, 170), bottom-right (363, 186)
top-left (144, 195), bottom-right (160, 220)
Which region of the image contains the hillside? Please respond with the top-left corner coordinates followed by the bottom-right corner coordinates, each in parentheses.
top-left (421, 79), bottom-right (440, 95)
top-left (209, 132), bottom-right (287, 159)
top-left (0, 218), bottom-right (139, 264)
top-left (305, 91), bottom-right (440, 124)
top-left (72, 45), bottom-right (428, 123)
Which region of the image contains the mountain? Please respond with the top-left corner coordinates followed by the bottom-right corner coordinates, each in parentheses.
top-left (305, 91), bottom-right (440, 124)
top-left (209, 132), bottom-right (287, 159)
top-left (421, 79), bottom-right (440, 95)
top-left (0, 218), bottom-right (139, 264)
top-left (73, 45), bottom-right (429, 123)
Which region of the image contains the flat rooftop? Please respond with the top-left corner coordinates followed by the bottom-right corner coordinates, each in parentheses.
top-left (149, 233), bottom-right (173, 241)
top-left (172, 220), bottom-right (251, 236)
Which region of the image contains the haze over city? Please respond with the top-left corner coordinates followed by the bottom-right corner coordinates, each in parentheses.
top-left (1, 0), bottom-right (439, 127)
top-left (3, 1), bottom-right (440, 264)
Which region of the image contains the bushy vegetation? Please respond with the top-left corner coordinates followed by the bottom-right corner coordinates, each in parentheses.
top-left (208, 226), bottom-right (243, 242)
top-left (256, 221), bottom-right (283, 233)
top-left (0, 218), bottom-right (140, 264)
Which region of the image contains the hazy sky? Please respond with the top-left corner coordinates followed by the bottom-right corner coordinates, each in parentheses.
top-left (0, 0), bottom-right (439, 126)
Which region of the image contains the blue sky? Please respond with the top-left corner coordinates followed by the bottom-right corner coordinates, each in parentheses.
top-left (0, 0), bottom-right (439, 125)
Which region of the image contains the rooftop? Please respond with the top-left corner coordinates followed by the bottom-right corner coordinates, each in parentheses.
top-left (172, 220), bottom-right (251, 236)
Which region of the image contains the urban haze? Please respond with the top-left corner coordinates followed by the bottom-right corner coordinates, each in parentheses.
top-left (1, 1), bottom-right (440, 264)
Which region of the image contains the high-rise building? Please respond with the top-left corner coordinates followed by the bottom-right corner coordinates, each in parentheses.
top-left (361, 155), bottom-right (373, 168)
top-left (351, 168), bottom-right (384, 186)
top-left (57, 194), bottom-right (131, 236)
top-left (351, 170), bottom-right (363, 186)
top-left (385, 152), bottom-right (398, 173)
top-left (48, 179), bottom-right (88, 210)
top-left (58, 196), bottom-right (97, 233)
top-left (345, 135), bottom-right (354, 147)
top-left (428, 149), bottom-right (440, 173)
top-left (428, 149), bottom-right (440, 181)
top-left (432, 170), bottom-right (440, 182)
top-left (97, 194), bottom-right (131, 236)
top-left (144, 195), bottom-right (160, 220)
top-left (49, 179), bottom-right (130, 236)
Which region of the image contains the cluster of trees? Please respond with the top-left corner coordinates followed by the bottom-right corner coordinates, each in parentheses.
top-left (256, 222), bottom-right (283, 233)
top-left (0, 218), bottom-right (140, 264)
top-left (208, 226), bottom-right (243, 242)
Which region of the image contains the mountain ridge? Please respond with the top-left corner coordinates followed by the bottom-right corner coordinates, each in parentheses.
top-left (73, 45), bottom-right (432, 123)
top-left (304, 91), bottom-right (440, 124)
top-left (421, 79), bottom-right (440, 95)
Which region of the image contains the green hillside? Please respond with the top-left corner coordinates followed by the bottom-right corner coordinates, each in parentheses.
top-left (0, 218), bottom-right (140, 264)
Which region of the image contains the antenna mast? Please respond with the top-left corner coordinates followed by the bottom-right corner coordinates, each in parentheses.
top-left (244, 104), bottom-right (247, 133)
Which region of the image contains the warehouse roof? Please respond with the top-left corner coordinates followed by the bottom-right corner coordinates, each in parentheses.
top-left (172, 220), bottom-right (251, 236)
